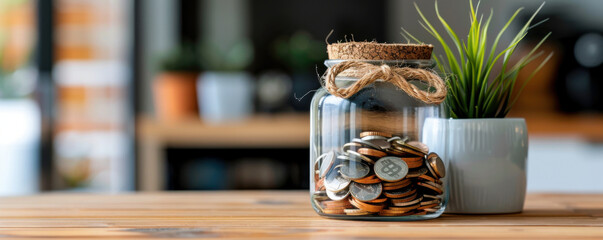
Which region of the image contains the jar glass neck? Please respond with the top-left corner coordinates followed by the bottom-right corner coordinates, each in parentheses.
top-left (324, 59), bottom-right (435, 69)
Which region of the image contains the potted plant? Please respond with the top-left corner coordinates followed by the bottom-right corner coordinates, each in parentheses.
top-left (410, 1), bottom-right (552, 213)
top-left (197, 38), bottom-right (254, 123)
top-left (153, 43), bottom-right (200, 121)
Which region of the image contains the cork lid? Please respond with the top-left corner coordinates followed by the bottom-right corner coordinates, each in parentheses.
top-left (327, 42), bottom-right (433, 60)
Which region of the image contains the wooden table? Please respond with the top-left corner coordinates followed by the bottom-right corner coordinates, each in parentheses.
top-left (1, 191), bottom-right (602, 239)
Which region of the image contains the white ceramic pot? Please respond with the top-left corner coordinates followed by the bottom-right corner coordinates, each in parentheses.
top-left (0, 99), bottom-right (40, 196)
top-left (423, 118), bottom-right (528, 214)
top-left (197, 72), bottom-right (254, 123)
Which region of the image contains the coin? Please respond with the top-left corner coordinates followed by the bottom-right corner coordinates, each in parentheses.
top-left (391, 139), bottom-right (425, 156)
top-left (344, 208), bottom-right (372, 216)
top-left (391, 196), bottom-right (422, 207)
top-left (420, 199), bottom-right (441, 206)
top-left (384, 188), bottom-right (416, 199)
top-left (361, 135), bottom-right (391, 149)
top-left (357, 148), bottom-right (387, 158)
top-left (319, 151), bottom-right (336, 178)
top-left (374, 157), bottom-right (408, 182)
top-left (339, 161), bottom-right (370, 180)
top-left (406, 167), bottom-right (428, 178)
top-left (346, 150), bottom-right (375, 164)
top-left (349, 197), bottom-right (385, 212)
top-left (423, 194), bottom-right (442, 200)
top-left (327, 188), bottom-right (350, 201)
top-left (342, 142), bottom-right (363, 152)
top-left (417, 181), bottom-right (443, 195)
top-left (407, 141), bottom-right (429, 155)
top-left (353, 175), bottom-right (381, 184)
top-left (325, 168), bottom-right (351, 192)
top-left (352, 138), bottom-right (382, 150)
top-left (349, 182), bottom-right (382, 202)
top-left (426, 152), bottom-right (446, 178)
top-left (360, 131), bottom-right (393, 138)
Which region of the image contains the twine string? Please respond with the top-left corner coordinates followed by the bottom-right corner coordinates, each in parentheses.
top-left (324, 61), bottom-right (447, 104)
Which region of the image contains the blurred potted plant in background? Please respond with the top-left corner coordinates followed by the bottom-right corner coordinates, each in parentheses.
top-left (413, 1), bottom-right (551, 213)
top-left (197, 38), bottom-right (254, 123)
top-left (273, 31), bottom-right (325, 111)
top-left (0, 0), bottom-right (39, 196)
top-left (153, 43), bottom-right (200, 121)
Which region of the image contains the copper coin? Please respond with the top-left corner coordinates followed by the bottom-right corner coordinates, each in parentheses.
top-left (392, 196), bottom-right (423, 207)
top-left (417, 182), bottom-right (443, 195)
top-left (418, 203), bottom-right (440, 210)
top-left (344, 208), bottom-right (372, 216)
top-left (360, 131), bottom-right (393, 138)
top-left (406, 167), bottom-right (428, 178)
top-left (423, 194), bottom-right (442, 200)
top-left (420, 199), bottom-right (441, 206)
top-left (407, 141), bottom-right (429, 155)
top-left (426, 152), bottom-right (446, 178)
top-left (349, 182), bottom-right (382, 202)
top-left (418, 174), bottom-right (439, 183)
top-left (378, 209), bottom-right (416, 216)
top-left (390, 193), bottom-right (419, 203)
top-left (349, 197), bottom-right (385, 212)
top-left (384, 188), bottom-right (416, 199)
top-left (357, 148), bottom-right (387, 158)
top-left (382, 179), bottom-right (411, 187)
top-left (322, 208), bottom-right (345, 214)
top-left (387, 203), bottom-right (420, 212)
top-left (353, 175), bottom-right (382, 184)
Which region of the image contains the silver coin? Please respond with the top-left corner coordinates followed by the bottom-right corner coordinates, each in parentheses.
top-left (339, 161), bottom-right (370, 180)
top-left (325, 167), bottom-right (351, 192)
top-left (337, 154), bottom-right (363, 163)
top-left (346, 150), bottom-right (375, 164)
top-left (349, 182), bottom-right (382, 202)
top-left (388, 136), bottom-right (408, 143)
top-left (319, 151), bottom-right (336, 178)
top-left (326, 188), bottom-right (350, 201)
top-left (374, 157), bottom-right (409, 182)
top-left (362, 135), bottom-right (391, 149)
top-left (342, 142), bottom-right (362, 152)
top-left (406, 167), bottom-right (428, 178)
top-left (351, 138), bottom-right (381, 150)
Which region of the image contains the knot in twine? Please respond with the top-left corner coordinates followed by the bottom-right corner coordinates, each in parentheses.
top-left (324, 61), bottom-right (447, 104)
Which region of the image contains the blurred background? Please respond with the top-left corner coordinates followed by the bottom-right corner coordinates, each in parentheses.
top-left (0, 0), bottom-right (602, 195)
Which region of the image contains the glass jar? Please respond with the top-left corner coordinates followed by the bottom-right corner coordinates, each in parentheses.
top-left (309, 59), bottom-right (448, 220)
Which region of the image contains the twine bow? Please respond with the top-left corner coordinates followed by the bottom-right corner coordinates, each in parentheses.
top-left (324, 61), bottom-right (447, 104)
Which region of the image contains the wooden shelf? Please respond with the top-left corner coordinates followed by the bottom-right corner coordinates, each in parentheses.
top-left (137, 114), bottom-right (310, 148)
top-left (509, 111), bottom-right (603, 141)
top-left (137, 114), bottom-right (310, 191)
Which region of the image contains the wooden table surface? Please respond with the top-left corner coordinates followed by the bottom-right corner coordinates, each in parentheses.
top-left (0, 191), bottom-right (602, 239)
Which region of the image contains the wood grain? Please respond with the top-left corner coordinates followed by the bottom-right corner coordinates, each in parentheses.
top-left (0, 191), bottom-right (602, 239)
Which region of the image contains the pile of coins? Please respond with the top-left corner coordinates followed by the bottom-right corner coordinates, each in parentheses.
top-left (312, 131), bottom-right (446, 217)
